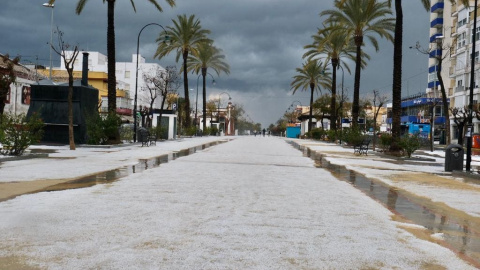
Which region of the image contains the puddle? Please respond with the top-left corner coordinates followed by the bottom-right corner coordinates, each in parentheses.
top-left (292, 142), bottom-right (480, 268)
top-left (36, 140), bottom-right (226, 193)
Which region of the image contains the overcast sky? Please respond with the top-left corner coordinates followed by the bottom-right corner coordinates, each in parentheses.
top-left (1, 0), bottom-right (431, 127)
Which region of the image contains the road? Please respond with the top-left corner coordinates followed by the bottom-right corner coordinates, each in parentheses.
top-left (0, 136), bottom-right (475, 269)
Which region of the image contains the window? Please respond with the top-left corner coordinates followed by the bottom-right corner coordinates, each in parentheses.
top-left (458, 32), bottom-right (467, 49)
top-left (125, 71), bottom-right (130, 78)
top-left (458, 18), bottom-right (467, 28)
top-left (458, 80), bottom-right (463, 86)
top-left (475, 26), bottom-right (480, 42)
top-left (21, 86), bottom-right (31, 105)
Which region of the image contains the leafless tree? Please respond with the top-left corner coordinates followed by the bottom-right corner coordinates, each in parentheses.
top-left (371, 89), bottom-right (387, 151)
top-left (50, 27), bottom-right (80, 150)
top-left (450, 107), bottom-right (468, 145)
top-left (412, 30), bottom-right (455, 145)
top-left (142, 65), bottom-right (180, 128)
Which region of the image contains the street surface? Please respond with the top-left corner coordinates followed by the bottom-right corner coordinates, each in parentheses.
top-left (0, 136), bottom-right (476, 269)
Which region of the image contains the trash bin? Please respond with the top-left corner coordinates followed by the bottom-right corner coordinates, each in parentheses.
top-left (137, 127), bottom-right (149, 144)
top-left (445, 144), bottom-right (464, 172)
top-left (473, 133), bottom-right (480, 149)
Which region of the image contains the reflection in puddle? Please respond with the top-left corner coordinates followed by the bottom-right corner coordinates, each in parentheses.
top-left (38, 141), bottom-right (226, 193)
top-left (292, 142), bottom-right (480, 267)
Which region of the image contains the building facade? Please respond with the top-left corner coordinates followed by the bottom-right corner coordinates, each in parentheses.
top-left (443, 1), bottom-right (480, 142)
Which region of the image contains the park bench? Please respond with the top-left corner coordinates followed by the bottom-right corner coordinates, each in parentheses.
top-left (353, 138), bottom-right (371, 156)
top-left (147, 133), bottom-right (157, 146)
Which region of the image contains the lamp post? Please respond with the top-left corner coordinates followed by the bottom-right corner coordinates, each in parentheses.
top-left (217, 91), bottom-right (231, 135)
top-left (43, 3), bottom-right (54, 80)
top-left (195, 73), bottom-right (216, 134)
top-left (288, 100), bottom-right (302, 124)
top-left (133, 23), bottom-right (168, 142)
top-left (467, 0), bottom-right (478, 172)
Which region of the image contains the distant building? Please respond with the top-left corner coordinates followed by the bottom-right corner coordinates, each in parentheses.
top-left (1, 53), bottom-right (38, 115)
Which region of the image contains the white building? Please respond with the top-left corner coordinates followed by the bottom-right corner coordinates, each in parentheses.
top-left (1, 54), bottom-right (39, 115)
top-left (60, 52), bottom-right (166, 109)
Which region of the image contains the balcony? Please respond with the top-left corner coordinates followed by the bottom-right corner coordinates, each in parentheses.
top-left (431, 17), bottom-right (444, 28)
top-left (429, 33), bottom-right (443, 43)
top-left (428, 65), bottom-right (440, 73)
top-left (428, 81), bottom-right (440, 88)
top-left (431, 2), bottom-right (444, 13)
top-left (455, 86), bottom-right (465, 92)
top-left (429, 49), bottom-right (442, 58)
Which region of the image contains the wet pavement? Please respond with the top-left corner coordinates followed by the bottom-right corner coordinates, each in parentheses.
top-left (0, 141), bottom-right (225, 201)
top-left (0, 137), bottom-right (477, 269)
top-left (292, 140), bottom-right (480, 268)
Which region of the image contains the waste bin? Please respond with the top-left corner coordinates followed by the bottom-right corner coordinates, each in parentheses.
top-left (137, 127), bottom-right (149, 143)
top-left (473, 134), bottom-right (480, 149)
top-left (445, 144), bottom-right (464, 172)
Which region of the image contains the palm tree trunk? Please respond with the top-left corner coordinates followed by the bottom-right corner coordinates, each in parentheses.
top-left (352, 37), bottom-right (363, 129)
top-left (309, 82), bottom-right (314, 132)
top-left (391, 0), bottom-right (403, 151)
top-left (107, 0), bottom-right (116, 115)
top-left (331, 59), bottom-right (338, 132)
top-left (202, 67), bottom-right (207, 131)
top-left (183, 50), bottom-right (190, 128)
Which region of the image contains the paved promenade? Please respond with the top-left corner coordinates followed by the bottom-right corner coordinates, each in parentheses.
top-left (0, 137), bottom-right (476, 269)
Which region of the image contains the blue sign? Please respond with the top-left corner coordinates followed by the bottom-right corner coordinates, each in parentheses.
top-left (402, 98), bottom-right (449, 108)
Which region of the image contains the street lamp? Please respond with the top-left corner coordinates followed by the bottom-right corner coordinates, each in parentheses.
top-left (43, 3), bottom-right (54, 80)
top-left (467, 0), bottom-right (478, 172)
top-left (288, 100), bottom-right (302, 124)
top-left (195, 73), bottom-right (216, 134)
top-left (217, 91), bottom-right (232, 135)
top-left (133, 23), bottom-right (169, 142)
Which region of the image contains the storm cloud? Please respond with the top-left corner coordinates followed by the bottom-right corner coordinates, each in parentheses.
top-left (1, 0), bottom-right (430, 126)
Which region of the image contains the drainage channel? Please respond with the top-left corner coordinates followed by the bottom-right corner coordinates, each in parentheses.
top-left (33, 140), bottom-right (227, 194)
top-left (291, 141), bottom-right (480, 268)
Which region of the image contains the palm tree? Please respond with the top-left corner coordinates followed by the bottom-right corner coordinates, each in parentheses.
top-left (155, 14), bottom-right (211, 128)
top-left (303, 24), bottom-right (358, 133)
top-left (387, 0), bottom-right (430, 150)
top-left (322, 0), bottom-right (394, 128)
top-left (187, 42), bottom-right (230, 131)
top-left (48, 0), bottom-right (175, 116)
top-left (291, 59), bottom-right (331, 132)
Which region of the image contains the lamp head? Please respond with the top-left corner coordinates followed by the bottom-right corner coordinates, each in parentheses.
top-left (43, 3), bottom-right (54, 8)
top-left (163, 35), bottom-right (171, 44)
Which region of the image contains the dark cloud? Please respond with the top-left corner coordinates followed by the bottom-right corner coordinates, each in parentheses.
top-left (2, 0), bottom-right (430, 127)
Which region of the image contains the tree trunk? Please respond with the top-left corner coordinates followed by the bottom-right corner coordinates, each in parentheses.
top-left (331, 58), bottom-right (338, 133)
top-left (68, 70), bottom-right (75, 150)
top-left (436, 60), bottom-right (451, 145)
top-left (183, 50), bottom-right (190, 128)
top-left (352, 36), bottom-right (363, 129)
top-left (308, 82), bottom-right (314, 132)
top-left (107, 0), bottom-right (116, 115)
top-left (0, 101), bottom-right (5, 115)
top-left (391, 0), bottom-right (403, 151)
top-left (202, 67), bottom-right (207, 131)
